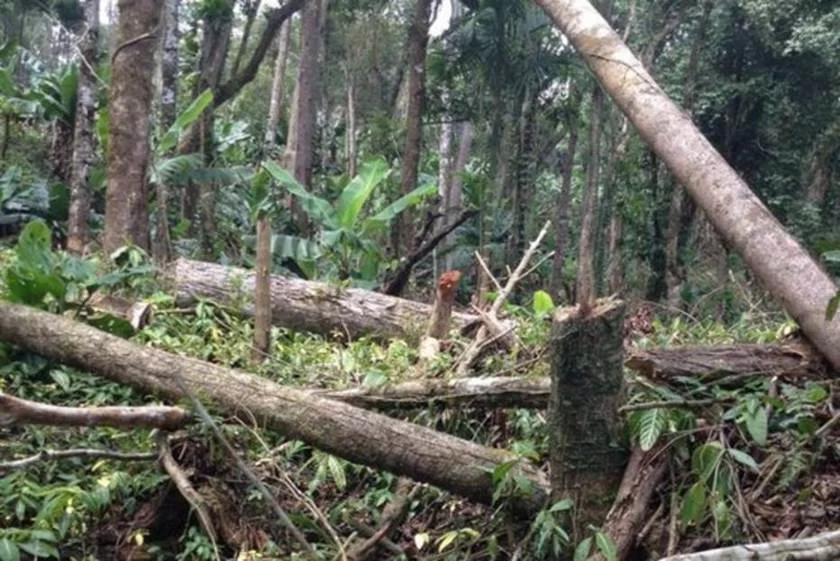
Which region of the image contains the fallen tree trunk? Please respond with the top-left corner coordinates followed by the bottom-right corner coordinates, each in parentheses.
top-left (315, 376), bottom-right (551, 409)
top-left (0, 302), bottom-right (549, 513)
top-left (167, 258), bottom-right (479, 341)
top-left (659, 529), bottom-right (840, 561)
top-left (314, 341), bottom-right (828, 411)
top-left (626, 339), bottom-right (832, 383)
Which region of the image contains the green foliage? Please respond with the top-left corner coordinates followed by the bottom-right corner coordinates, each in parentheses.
top-left (263, 158), bottom-right (436, 283)
top-left (2, 221), bottom-right (154, 327)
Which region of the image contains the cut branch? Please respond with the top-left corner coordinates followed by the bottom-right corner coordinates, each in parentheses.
top-left (0, 302), bottom-right (549, 514)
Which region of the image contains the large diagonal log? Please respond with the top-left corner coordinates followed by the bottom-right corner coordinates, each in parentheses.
top-left (168, 258), bottom-right (479, 341)
top-left (535, 0), bottom-right (840, 370)
top-left (0, 302), bottom-right (548, 513)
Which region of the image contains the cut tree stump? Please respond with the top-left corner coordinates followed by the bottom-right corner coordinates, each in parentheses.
top-left (167, 258), bottom-right (479, 341)
top-left (0, 301), bottom-right (549, 514)
top-left (548, 297), bottom-right (628, 538)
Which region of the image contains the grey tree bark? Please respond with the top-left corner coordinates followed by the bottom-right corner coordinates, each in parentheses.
top-left (0, 301), bottom-right (549, 514)
top-left (264, 18), bottom-right (292, 151)
top-left (536, 0), bottom-right (840, 370)
top-left (66, 0), bottom-right (99, 254)
top-left (104, 0), bottom-right (164, 254)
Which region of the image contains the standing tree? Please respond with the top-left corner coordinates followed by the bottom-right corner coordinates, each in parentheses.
top-left (394, 0), bottom-right (432, 256)
top-left (66, 0), bottom-right (99, 254)
top-left (535, 0), bottom-right (840, 369)
top-left (103, 0), bottom-right (164, 254)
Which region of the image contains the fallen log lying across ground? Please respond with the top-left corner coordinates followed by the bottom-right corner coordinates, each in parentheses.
top-left (626, 338), bottom-right (832, 383)
top-left (167, 258), bottom-right (479, 341)
top-left (0, 302), bottom-right (549, 514)
top-left (308, 341), bottom-right (831, 411)
top-left (659, 528), bottom-right (840, 561)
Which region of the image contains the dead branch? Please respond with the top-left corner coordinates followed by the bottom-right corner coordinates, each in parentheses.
top-left (156, 432), bottom-right (220, 558)
top-left (0, 448), bottom-right (156, 471)
top-left (0, 391), bottom-right (190, 430)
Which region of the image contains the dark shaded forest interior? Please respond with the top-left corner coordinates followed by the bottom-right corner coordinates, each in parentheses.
top-left (1, 0), bottom-right (840, 559)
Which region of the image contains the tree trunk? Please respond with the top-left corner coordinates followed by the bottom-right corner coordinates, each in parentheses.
top-left (151, 0), bottom-right (180, 264)
top-left (549, 297), bottom-right (627, 538)
top-left (287, 0), bottom-right (321, 186)
top-left (550, 87), bottom-right (581, 301)
top-left (104, 0), bottom-right (163, 254)
top-left (284, 0), bottom-right (322, 231)
top-left (264, 17), bottom-right (292, 150)
top-left (169, 258), bottom-right (479, 341)
top-left (664, 0), bottom-right (712, 304)
top-left (251, 217), bottom-right (272, 363)
top-left (345, 71), bottom-right (357, 177)
top-left (441, 121), bottom-right (471, 272)
top-left (576, 85), bottom-right (604, 308)
top-left (394, 0), bottom-right (431, 256)
top-left (0, 301), bottom-right (549, 514)
top-left (535, 0), bottom-right (840, 370)
top-left (229, 0), bottom-right (262, 80)
top-left (66, 0), bottom-right (99, 254)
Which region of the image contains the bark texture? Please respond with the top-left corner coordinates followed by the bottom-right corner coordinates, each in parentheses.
top-left (104, 0), bottom-right (163, 254)
top-left (549, 297), bottom-right (628, 536)
top-left (169, 258), bottom-right (479, 341)
top-left (66, 0), bottom-right (99, 254)
top-left (576, 85), bottom-right (603, 307)
top-left (285, 0), bottom-right (321, 194)
top-left (536, 0), bottom-right (840, 370)
top-left (264, 18), bottom-right (292, 150)
top-left (0, 302), bottom-right (549, 513)
top-left (395, 0), bottom-right (431, 255)
top-left (251, 217), bottom-right (271, 362)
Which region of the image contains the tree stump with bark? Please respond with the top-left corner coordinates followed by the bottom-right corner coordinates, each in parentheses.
top-left (548, 297), bottom-right (628, 537)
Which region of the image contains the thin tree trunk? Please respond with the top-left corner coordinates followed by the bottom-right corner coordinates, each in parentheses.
top-left (152, 0), bottom-right (180, 263)
top-left (252, 216), bottom-right (271, 362)
top-left (104, 0), bottom-right (163, 254)
top-left (576, 85), bottom-right (604, 309)
top-left (0, 301), bottom-right (549, 515)
top-left (346, 71), bottom-right (357, 177)
top-left (664, 0), bottom-right (712, 304)
top-left (229, 0), bottom-right (262, 80)
top-left (441, 121), bottom-right (471, 272)
top-left (284, 0), bottom-right (322, 231)
top-left (536, 0), bottom-right (840, 370)
top-left (66, 0), bottom-right (99, 254)
top-left (550, 87), bottom-right (581, 301)
top-left (264, 17), bottom-right (292, 150)
top-left (394, 0), bottom-right (431, 256)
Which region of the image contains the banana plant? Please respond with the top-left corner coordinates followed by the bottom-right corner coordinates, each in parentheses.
top-left (262, 158), bottom-right (437, 284)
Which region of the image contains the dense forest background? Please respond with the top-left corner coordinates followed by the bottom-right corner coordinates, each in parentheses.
top-left (1, 0), bottom-right (840, 559)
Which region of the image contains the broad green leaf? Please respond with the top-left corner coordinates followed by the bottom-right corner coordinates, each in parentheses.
top-left (364, 181), bottom-right (437, 232)
top-left (263, 161), bottom-right (336, 227)
top-left (823, 250), bottom-right (840, 263)
top-left (50, 369), bottom-right (71, 391)
top-left (681, 482), bottom-right (706, 526)
top-left (18, 541), bottom-right (59, 559)
top-left (437, 531), bottom-right (458, 552)
top-left (0, 539), bottom-right (20, 561)
top-left (0, 67), bottom-right (16, 96)
top-left (572, 536), bottom-right (592, 561)
top-left (594, 531), bottom-right (617, 561)
top-left (157, 89), bottom-right (213, 153)
top-left (638, 408), bottom-right (666, 451)
top-left (533, 290), bottom-right (555, 317)
top-left (727, 448), bottom-right (759, 471)
top-left (413, 532), bottom-right (430, 550)
top-left (326, 455), bottom-right (347, 491)
top-left (691, 442), bottom-right (723, 479)
top-left (745, 408), bottom-right (768, 446)
top-left (335, 159), bottom-right (390, 229)
top-left (549, 498), bottom-right (573, 512)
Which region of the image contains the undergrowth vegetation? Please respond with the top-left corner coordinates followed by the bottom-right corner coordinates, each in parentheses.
top-left (3, 223), bottom-right (837, 560)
